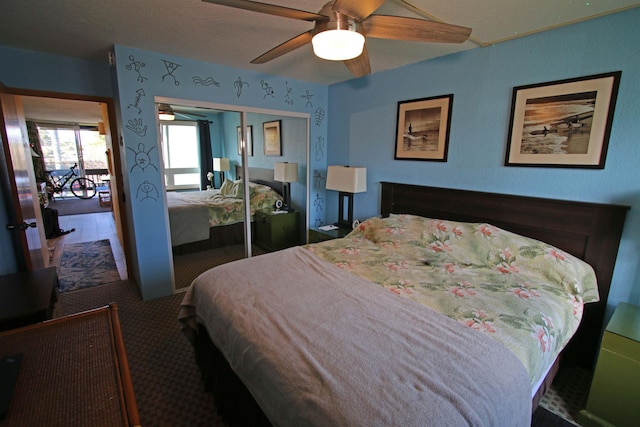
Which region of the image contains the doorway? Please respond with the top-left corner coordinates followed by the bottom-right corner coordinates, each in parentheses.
top-left (6, 89), bottom-right (132, 281)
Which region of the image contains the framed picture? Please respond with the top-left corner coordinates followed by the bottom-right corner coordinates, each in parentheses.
top-left (395, 94), bottom-right (453, 161)
top-left (237, 125), bottom-right (253, 156)
top-left (505, 71), bottom-right (621, 168)
top-left (263, 120), bottom-right (281, 156)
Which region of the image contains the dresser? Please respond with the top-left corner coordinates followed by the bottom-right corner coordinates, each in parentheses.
top-left (254, 210), bottom-right (299, 252)
top-left (577, 302), bottom-right (640, 427)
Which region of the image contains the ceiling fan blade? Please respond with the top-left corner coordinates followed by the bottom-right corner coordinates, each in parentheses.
top-left (175, 111), bottom-right (207, 118)
top-left (343, 44), bottom-right (371, 77)
top-left (333, 0), bottom-right (386, 21)
top-left (251, 30), bottom-right (314, 64)
top-left (363, 15), bottom-right (471, 43)
top-left (202, 0), bottom-right (328, 21)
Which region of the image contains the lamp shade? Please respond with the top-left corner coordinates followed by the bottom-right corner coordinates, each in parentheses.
top-left (274, 162), bottom-right (298, 183)
top-left (326, 166), bottom-right (366, 193)
top-left (212, 157), bottom-right (230, 172)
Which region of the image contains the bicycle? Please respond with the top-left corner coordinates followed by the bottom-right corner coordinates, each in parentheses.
top-left (47, 163), bottom-right (97, 199)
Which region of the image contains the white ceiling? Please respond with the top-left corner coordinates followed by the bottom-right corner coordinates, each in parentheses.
top-left (3, 0), bottom-right (639, 122)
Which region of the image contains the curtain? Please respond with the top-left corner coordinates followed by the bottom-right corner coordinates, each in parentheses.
top-left (27, 121), bottom-right (47, 182)
top-left (198, 120), bottom-right (213, 190)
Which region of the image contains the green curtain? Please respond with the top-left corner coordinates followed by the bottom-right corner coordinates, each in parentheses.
top-left (26, 121), bottom-right (47, 182)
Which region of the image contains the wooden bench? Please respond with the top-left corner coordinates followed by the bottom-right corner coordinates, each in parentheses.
top-left (0, 304), bottom-right (140, 426)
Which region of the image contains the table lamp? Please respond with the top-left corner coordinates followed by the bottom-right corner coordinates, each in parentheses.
top-left (325, 165), bottom-right (366, 229)
top-left (274, 162), bottom-right (298, 211)
top-left (212, 157), bottom-right (230, 189)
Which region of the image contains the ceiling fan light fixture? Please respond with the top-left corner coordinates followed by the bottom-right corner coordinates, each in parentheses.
top-left (158, 104), bottom-right (175, 121)
top-left (312, 17), bottom-right (365, 61)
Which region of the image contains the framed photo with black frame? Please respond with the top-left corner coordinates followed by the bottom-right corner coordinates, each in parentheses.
top-left (394, 94), bottom-right (453, 161)
top-left (505, 71), bottom-right (621, 168)
top-left (263, 120), bottom-right (281, 156)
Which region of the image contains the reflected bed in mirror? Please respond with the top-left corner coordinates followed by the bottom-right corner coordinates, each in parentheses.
top-left (168, 166), bottom-right (284, 255)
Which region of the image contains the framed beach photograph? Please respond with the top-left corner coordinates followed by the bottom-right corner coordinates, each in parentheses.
top-left (395, 94), bottom-right (453, 161)
top-left (263, 120), bottom-right (281, 156)
top-left (505, 71), bottom-right (621, 168)
top-left (237, 125), bottom-right (253, 156)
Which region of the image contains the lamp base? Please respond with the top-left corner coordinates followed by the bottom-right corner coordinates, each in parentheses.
top-left (335, 192), bottom-right (354, 230)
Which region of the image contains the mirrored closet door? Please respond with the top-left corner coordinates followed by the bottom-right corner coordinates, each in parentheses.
top-left (156, 100), bottom-right (309, 291)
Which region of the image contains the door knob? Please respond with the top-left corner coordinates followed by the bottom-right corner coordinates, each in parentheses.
top-left (6, 221), bottom-right (37, 231)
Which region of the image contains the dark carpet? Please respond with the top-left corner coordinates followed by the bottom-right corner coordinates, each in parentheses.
top-left (54, 277), bottom-right (576, 426)
top-left (57, 280), bottom-right (226, 426)
top-left (48, 196), bottom-right (111, 216)
top-left (173, 244), bottom-right (265, 290)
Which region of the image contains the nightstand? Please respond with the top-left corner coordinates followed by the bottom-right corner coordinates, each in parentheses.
top-left (309, 225), bottom-right (352, 243)
top-left (577, 302), bottom-right (640, 427)
top-left (255, 210), bottom-right (299, 252)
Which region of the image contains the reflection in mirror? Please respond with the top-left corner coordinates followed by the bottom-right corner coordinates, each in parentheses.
top-left (156, 101), bottom-right (308, 292)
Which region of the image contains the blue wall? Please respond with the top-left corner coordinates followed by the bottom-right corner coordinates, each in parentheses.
top-left (112, 45), bottom-right (327, 299)
top-left (0, 46), bottom-right (112, 96)
top-left (327, 8), bottom-right (640, 314)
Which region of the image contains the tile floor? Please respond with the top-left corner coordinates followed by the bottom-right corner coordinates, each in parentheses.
top-left (539, 366), bottom-right (592, 425)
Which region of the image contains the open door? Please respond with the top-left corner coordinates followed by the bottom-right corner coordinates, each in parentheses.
top-left (0, 83), bottom-right (47, 270)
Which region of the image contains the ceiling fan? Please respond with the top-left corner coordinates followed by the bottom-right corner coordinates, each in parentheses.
top-left (202, 0), bottom-right (471, 77)
top-left (158, 104), bottom-right (208, 121)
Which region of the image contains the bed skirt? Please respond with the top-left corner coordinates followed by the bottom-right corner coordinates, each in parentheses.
top-left (172, 222), bottom-right (253, 255)
top-left (194, 323), bottom-right (271, 426)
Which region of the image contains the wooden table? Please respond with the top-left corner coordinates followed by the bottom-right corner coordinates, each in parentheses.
top-left (0, 267), bottom-right (58, 331)
top-left (0, 304), bottom-right (140, 426)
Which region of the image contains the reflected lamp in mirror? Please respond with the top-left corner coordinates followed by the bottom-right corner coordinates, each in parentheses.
top-left (212, 157), bottom-right (230, 189)
top-left (158, 104), bottom-right (175, 121)
top-left (325, 166), bottom-right (366, 229)
top-left (274, 162), bottom-right (298, 211)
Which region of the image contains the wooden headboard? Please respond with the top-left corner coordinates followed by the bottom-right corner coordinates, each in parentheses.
top-left (381, 182), bottom-right (629, 371)
top-left (235, 165), bottom-right (284, 196)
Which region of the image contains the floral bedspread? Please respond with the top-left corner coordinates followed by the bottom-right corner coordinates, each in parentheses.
top-left (305, 214), bottom-right (598, 387)
top-left (168, 182), bottom-right (282, 227)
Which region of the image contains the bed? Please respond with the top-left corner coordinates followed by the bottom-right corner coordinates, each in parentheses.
top-left (179, 182), bottom-right (628, 426)
top-left (168, 167), bottom-right (283, 254)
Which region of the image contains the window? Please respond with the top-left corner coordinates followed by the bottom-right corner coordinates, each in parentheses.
top-left (160, 121), bottom-right (200, 190)
top-left (37, 123), bottom-right (107, 173)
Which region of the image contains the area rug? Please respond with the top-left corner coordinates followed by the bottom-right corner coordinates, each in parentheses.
top-left (49, 196), bottom-right (110, 216)
top-left (58, 239), bottom-right (121, 292)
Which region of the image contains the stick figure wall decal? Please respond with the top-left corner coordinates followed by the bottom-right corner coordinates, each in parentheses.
top-left (233, 77), bottom-right (249, 98)
top-left (127, 88), bottom-right (146, 115)
top-left (314, 193), bottom-right (324, 214)
top-left (192, 76), bottom-right (221, 87)
top-left (313, 170), bottom-right (325, 190)
top-left (125, 118), bottom-right (147, 137)
top-left (136, 181), bottom-right (159, 202)
top-left (301, 90), bottom-right (314, 107)
top-left (127, 143), bottom-right (158, 173)
top-left (161, 59), bottom-right (181, 85)
top-left (260, 79), bottom-right (275, 98)
top-left (315, 136), bottom-right (325, 162)
top-left (126, 55), bottom-right (148, 83)
top-left (284, 82), bottom-right (294, 106)
top-left (314, 108), bottom-right (325, 126)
